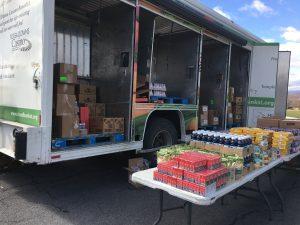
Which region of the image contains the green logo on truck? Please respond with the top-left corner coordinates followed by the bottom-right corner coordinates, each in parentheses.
top-left (0, 106), bottom-right (40, 126)
top-left (248, 97), bottom-right (275, 108)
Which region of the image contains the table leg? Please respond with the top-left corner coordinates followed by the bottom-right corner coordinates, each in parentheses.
top-left (269, 169), bottom-right (284, 212)
top-left (185, 202), bottom-right (192, 225)
top-left (256, 177), bottom-right (273, 221)
top-left (221, 196), bottom-right (225, 206)
top-left (153, 190), bottom-right (164, 225)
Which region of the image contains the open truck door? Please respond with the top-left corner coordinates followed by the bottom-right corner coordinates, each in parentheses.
top-left (0, 0), bottom-right (52, 163)
top-left (275, 51), bottom-right (291, 118)
top-left (247, 44), bottom-right (279, 127)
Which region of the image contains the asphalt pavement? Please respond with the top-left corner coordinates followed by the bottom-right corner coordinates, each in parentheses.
top-left (0, 153), bottom-right (299, 225)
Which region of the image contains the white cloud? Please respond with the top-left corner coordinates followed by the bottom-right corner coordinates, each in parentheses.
top-left (280, 42), bottom-right (300, 90)
top-left (213, 6), bottom-right (231, 20)
top-left (263, 38), bottom-right (275, 42)
top-left (281, 27), bottom-right (300, 42)
top-left (279, 27), bottom-right (300, 90)
top-left (239, 0), bottom-right (274, 16)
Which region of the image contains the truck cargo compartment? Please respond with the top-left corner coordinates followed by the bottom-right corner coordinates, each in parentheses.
top-left (52, 0), bottom-right (134, 150)
top-left (199, 36), bottom-right (230, 129)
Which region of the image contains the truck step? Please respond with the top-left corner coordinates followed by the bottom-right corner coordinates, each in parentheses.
top-left (150, 96), bottom-right (189, 104)
top-left (52, 133), bottom-right (125, 150)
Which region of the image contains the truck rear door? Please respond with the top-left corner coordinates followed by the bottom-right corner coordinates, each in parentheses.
top-left (275, 51), bottom-right (291, 118)
top-left (247, 44), bottom-right (279, 127)
top-left (0, 0), bottom-right (47, 163)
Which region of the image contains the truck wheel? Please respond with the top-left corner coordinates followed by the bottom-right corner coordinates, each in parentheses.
top-left (143, 118), bottom-right (178, 167)
top-left (144, 118), bottom-right (178, 149)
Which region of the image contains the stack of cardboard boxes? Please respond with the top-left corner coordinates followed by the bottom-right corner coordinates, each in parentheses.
top-left (257, 116), bottom-right (300, 130)
top-left (76, 85), bottom-right (124, 135)
top-left (53, 64), bottom-right (80, 138)
top-left (53, 63), bottom-right (125, 140)
top-left (199, 105), bottom-right (219, 127)
top-left (227, 87), bottom-right (243, 125)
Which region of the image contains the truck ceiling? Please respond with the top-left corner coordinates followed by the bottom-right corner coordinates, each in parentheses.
top-left (146, 0), bottom-right (264, 46)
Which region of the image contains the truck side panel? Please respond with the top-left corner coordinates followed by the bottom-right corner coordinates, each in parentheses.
top-left (247, 44), bottom-right (279, 127)
top-left (0, 0), bottom-right (46, 163)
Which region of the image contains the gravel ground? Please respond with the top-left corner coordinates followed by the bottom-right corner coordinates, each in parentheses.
top-left (0, 153), bottom-right (299, 225)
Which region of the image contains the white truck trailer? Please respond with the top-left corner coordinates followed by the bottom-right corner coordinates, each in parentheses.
top-left (0, 0), bottom-right (290, 164)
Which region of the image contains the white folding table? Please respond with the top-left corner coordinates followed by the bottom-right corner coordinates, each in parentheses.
top-left (132, 158), bottom-right (285, 225)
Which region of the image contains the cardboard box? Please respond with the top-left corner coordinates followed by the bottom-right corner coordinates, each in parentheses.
top-left (235, 97), bottom-right (243, 106)
top-left (95, 104), bottom-right (106, 117)
top-left (76, 84), bottom-right (97, 95)
top-left (86, 103), bottom-right (105, 117)
top-left (279, 120), bottom-right (300, 129)
top-left (233, 105), bottom-right (243, 115)
top-left (200, 105), bottom-right (209, 117)
top-left (55, 115), bottom-right (80, 138)
top-left (56, 94), bottom-right (78, 116)
top-left (103, 118), bottom-right (115, 133)
top-left (78, 94), bottom-right (96, 104)
top-left (257, 117), bottom-right (280, 128)
top-left (89, 117), bottom-right (104, 133)
top-left (90, 117), bottom-right (125, 133)
top-left (200, 115), bottom-right (208, 126)
top-left (234, 114), bottom-right (242, 123)
top-left (209, 116), bottom-right (219, 126)
top-left (54, 63), bottom-right (77, 84)
top-left (208, 110), bottom-right (219, 125)
top-left (86, 103), bottom-right (96, 116)
top-left (114, 118), bottom-right (124, 133)
top-left (128, 158), bottom-right (149, 187)
top-left (56, 84), bottom-right (75, 95)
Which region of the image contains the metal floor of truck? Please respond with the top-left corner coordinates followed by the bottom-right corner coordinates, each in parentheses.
top-left (0, 154), bottom-right (299, 225)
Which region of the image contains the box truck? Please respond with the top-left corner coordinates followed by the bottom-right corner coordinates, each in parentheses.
top-left (0, 0), bottom-right (290, 164)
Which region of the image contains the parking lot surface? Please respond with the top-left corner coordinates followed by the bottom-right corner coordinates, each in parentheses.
top-left (0, 153), bottom-right (299, 225)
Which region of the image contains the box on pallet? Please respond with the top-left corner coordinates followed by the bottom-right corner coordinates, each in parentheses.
top-left (56, 94), bottom-right (78, 116)
top-left (234, 114), bottom-right (242, 123)
top-left (55, 115), bottom-right (80, 138)
top-left (56, 83), bottom-right (75, 95)
top-left (90, 117), bottom-right (124, 134)
top-left (235, 97), bottom-right (243, 105)
top-left (208, 110), bottom-right (219, 126)
top-left (54, 63), bottom-right (77, 84)
top-left (78, 94), bottom-right (96, 104)
top-left (233, 105), bottom-right (243, 115)
top-left (200, 105), bottom-right (208, 116)
top-left (86, 103), bottom-right (105, 117)
top-left (89, 117), bottom-right (104, 133)
top-left (114, 118), bottom-right (124, 133)
top-left (76, 84), bottom-right (96, 95)
top-left (200, 115), bottom-right (208, 126)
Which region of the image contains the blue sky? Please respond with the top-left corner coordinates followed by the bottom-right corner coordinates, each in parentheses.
top-left (199, 0), bottom-right (300, 91)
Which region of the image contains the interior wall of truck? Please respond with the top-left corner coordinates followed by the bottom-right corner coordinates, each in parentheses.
top-left (227, 44), bottom-right (251, 128)
top-left (137, 8), bottom-right (200, 105)
top-left (52, 0), bottom-right (134, 149)
top-left (199, 35), bottom-right (230, 129)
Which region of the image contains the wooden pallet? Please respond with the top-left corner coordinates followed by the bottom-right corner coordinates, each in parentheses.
top-left (52, 133), bottom-right (125, 150)
top-left (150, 96), bottom-right (189, 104)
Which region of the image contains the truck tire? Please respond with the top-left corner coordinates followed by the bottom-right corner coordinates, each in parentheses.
top-left (143, 118), bottom-right (178, 167)
top-left (144, 118), bottom-right (178, 149)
